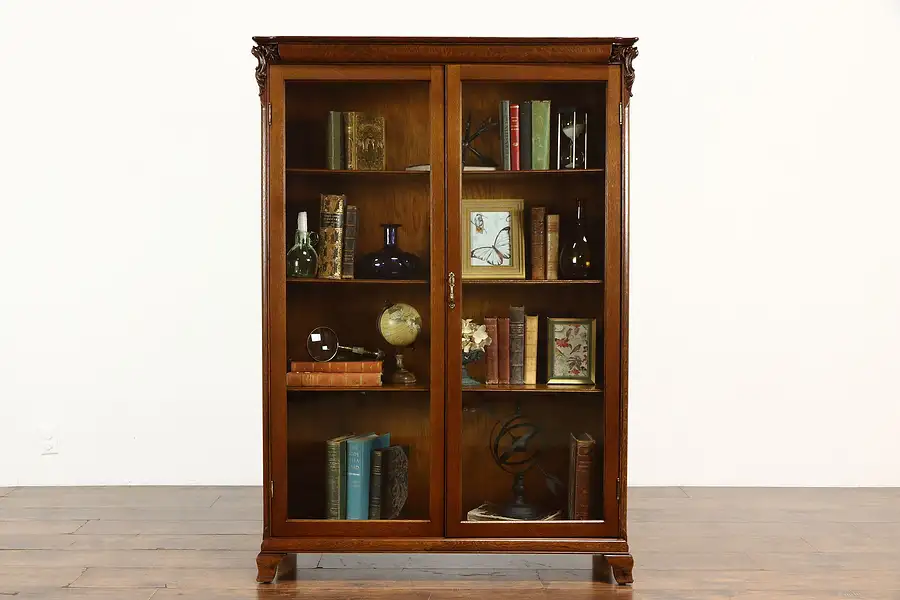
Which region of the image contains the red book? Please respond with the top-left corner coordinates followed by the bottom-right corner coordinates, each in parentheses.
top-left (498, 318), bottom-right (510, 384)
top-left (484, 317), bottom-right (499, 385)
top-left (509, 104), bottom-right (520, 171)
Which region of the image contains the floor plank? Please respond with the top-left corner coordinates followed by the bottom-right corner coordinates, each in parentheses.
top-left (0, 506), bottom-right (261, 521)
top-left (73, 519), bottom-right (262, 536)
top-left (66, 534), bottom-right (263, 551)
top-left (9, 590), bottom-right (157, 600)
top-left (0, 487), bottom-right (222, 508)
top-left (69, 566), bottom-right (260, 589)
top-left (0, 534), bottom-right (77, 550)
top-left (0, 549), bottom-right (270, 569)
top-left (0, 566), bottom-right (87, 593)
top-left (0, 519), bottom-right (89, 534)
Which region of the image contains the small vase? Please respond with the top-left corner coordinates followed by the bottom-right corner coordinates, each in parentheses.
top-left (462, 349), bottom-right (485, 386)
top-left (359, 224), bottom-right (422, 280)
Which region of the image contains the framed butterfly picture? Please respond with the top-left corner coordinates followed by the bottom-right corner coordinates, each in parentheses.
top-left (461, 198), bottom-right (526, 280)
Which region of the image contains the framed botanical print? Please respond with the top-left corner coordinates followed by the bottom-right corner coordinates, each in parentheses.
top-left (461, 198), bottom-right (526, 280)
top-left (547, 318), bottom-right (597, 385)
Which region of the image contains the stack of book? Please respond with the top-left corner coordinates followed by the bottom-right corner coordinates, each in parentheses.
top-left (286, 360), bottom-right (382, 388)
top-left (499, 100), bottom-right (552, 171)
top-left (483, 306), bottom-right (539, 385)
top-left (327, 111), bottom-right (385, 171)
top-left (529, 206), bottom-right (560, 280)
top-left (314, 194), bottom-right (359, 280)
top-left (326, 432), bottom-right (409, 520)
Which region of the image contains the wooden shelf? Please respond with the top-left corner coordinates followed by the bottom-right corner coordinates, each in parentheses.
top-left (286, 168), bottom-right (428, 175)
top-left (288, 385), bottom-right (428, 392)
top-left (287, 278), bottom-right (428, 284)
top-left (464, 384), bottom-right (602, 393)
top-left (464, 279), bottom-right (602, 285)
top-left (463, 169), bottom-right (604, 175)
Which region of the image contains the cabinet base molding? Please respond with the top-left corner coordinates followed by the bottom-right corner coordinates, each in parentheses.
top-left (592, 553), bottom-right (634, 585)
top-left (261, 537), bottom-right (628, 554)
top-left (256, 552), bottom-right (296, 584)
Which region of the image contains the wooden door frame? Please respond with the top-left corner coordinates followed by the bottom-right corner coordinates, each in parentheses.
top-left (265, 64), bottom-right (446, 538)
top-left (444, 64), bottom-right (623, 539)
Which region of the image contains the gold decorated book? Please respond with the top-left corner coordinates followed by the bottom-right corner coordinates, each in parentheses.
top-left (524, 315), bottom-right (538, 384)
top-left (344, 112), bottom-right (386, 171)
top-left (546, 214), bottom-right (560, 280)
top-left (316, 194), bottom-right (345, 279)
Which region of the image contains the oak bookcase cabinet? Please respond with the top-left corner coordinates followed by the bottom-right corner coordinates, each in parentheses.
top-left (252, 36), bottom-right (638, 585)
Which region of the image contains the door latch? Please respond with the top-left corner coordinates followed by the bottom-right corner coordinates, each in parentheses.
top-left (448, 272), bottom-right (456, 309)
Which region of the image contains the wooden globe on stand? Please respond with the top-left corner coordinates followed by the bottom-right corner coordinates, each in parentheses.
top-left (377, 303), bottom-right (422, 385)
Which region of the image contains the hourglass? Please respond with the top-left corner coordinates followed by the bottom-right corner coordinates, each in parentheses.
top-left (556, 107), bottom-right (588, 170)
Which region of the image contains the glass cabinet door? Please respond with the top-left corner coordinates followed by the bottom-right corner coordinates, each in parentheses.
top-left (446, 65), bottom-right (623, 538)
top-left (266, 65), bottom-right (445, 537)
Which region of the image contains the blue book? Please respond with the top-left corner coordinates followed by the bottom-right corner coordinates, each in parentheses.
top-left (346, 432), bottom-right (390, 519)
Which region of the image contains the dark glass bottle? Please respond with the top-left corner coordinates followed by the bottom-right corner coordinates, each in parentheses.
top-left (359, 224), bottom-right (422, 279)
top-left (559, 199), bottom-right (593, 279)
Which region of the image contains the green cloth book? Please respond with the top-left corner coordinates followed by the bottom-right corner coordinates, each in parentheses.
top-left (326, 111), bottom-right (343, 169)
top-left (531, 100), bottom-right (551, 170)
top-left (346, 432), bottom-right (390, 519)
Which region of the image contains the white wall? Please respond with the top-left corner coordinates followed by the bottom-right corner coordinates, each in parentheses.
top-left (1, 0), bottom-right (899, 486)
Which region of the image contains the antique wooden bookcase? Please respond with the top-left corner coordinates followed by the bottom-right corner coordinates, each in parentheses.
top-left (252, 36), bottom-right (638, 585)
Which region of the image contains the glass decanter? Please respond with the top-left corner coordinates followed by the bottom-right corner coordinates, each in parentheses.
top-left (359, 224), bottom-right (422, 279)
top-left (286, 211), bottom-right (319, 278)
top-left (559, 199), bottom-right (593, 279)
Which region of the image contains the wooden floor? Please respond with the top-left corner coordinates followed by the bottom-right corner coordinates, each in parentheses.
top-left (0, 486), bottom-right (898, 599)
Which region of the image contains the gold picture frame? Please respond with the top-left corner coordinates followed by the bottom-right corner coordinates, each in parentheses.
top-left (546, 318), bottom-right (597, 385)
top-left (461, 198), bottom-right (526, 280)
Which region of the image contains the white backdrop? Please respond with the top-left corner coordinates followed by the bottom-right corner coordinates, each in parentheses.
top-left (1, 0), bottom-right (899, 486)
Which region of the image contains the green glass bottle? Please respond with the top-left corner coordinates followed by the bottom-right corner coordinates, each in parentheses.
top-left (287, 211), bottom-right (319, 278)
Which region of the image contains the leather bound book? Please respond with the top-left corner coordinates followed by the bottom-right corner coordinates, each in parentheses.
top-left (500, 101), bottom-right (511, 170)
top-left (509, 103), bottom-right (520, 171)
top-left (317, 194), bottom-right (345, 279)
top-left (290, 361), bottom-right (382, 373)
top-left (546, 214), bottom-right (560, 280)
top-left (343, 112), bottom-right (357, 170)
top-left (520, 101), bottom-right (532, 170)
top-left (368, 445), bottom-right (385, 519)
top-left (484, 317), bottom-right (499, 385)
top-left (287, 372), bottom-right (382, 387)
top-left (524, 315), bottom-right (538, 385)
top-left (343, 112), bottom-right (385, 171)
top-left (530, 206), bottom-right (546, 280)
top-left (509, 306), bottom-right (526, 385)
top-left (531, 100), bottom-right (551, 170)
top-left (372, 444), bottom-right (409, 520)
top-left (326, 434), bottom-right (355, 519)
top-left (341, 205), bottom-right (358, 279)
top-left (568, 433), bottom-right (595, 520)
top-left (327, 111), bottom-right (343, 170)
top-left (498, 318), bottom-right (510, 384)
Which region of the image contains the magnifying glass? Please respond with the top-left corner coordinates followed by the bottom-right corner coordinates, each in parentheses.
top-left (306, 326), bottom-right (385, 362)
